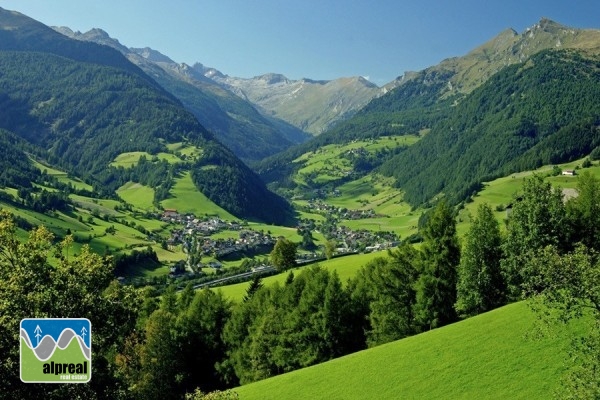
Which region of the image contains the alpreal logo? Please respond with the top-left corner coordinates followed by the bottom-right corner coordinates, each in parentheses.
top-left (20, 318), bottom-right (91, 383)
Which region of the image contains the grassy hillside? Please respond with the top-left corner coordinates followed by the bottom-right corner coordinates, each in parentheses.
top-left (161, 171), bottom-right (236, 219)
top-left (235, 301), bottom-right (578, 399)
top-left (456, 157), bottom-right (600, 236)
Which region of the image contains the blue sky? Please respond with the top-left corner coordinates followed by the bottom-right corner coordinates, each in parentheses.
top-left (2, 1), bottom-right (600, 85)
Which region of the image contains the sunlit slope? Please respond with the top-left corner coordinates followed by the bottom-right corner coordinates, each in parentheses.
top-left (236, 302), bottom-right (575, 400)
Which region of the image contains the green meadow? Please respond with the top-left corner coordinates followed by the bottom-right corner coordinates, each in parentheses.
top-left (165, 142), bottom-right (203, 159)
top-left (294, 174), bottom-right (420, 239)
top-left (161, 172), bottom-right (236, 219)
top-left (117, 182), bottom-right (156, 210)
top-left (235, 301), bottom-right (580, 400)
top-left (110, 151), bottom-right (183, 168)
top-left (293, 135), bottom-right (420, 186)
top-left (214, 251), bottom-right (387, 302)
top-left (456, 157), bottom-right (599, 237)
top-left (31, 159), bottom-right (93, 191)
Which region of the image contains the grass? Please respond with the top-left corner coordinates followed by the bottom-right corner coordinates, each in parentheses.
top-left (165, 142), bottom-right (203, 159)
top-left (456, 158), bottom-right (600, 237)
top-left (30, 159), bottom-right (93, 191)
top-left (110, 151), bottom-right (183, 168)
top-left (235, 301), bottom-right (579, 399)
top-left (215, 251), bottom-right (387, 302)
top-left (293, 136), bottom-right (420, 186)
top-left (117, 182), bottom-right (155, 210)
top-left (297, 173), bottom-right (420, 239)
top-left (161, 172), bottom-right (236, 219)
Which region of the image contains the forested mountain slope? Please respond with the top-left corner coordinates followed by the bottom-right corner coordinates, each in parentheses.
top-left (0, 8), bottom-right (292, 224)
top-left (383, 50), bottom-right (600, 205)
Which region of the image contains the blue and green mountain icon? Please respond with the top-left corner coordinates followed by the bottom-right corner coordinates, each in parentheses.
top-left (20, 318), bottom-right (91, 383)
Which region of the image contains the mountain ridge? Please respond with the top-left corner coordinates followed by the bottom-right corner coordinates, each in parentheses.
top-left (53, 26), bottom-right (310, 161)
top-left (204, 68), bottom-right (383, 135)
top-left (387, 17), bottom-right (600, 99)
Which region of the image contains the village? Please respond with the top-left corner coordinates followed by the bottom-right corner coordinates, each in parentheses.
top-left (160, 207), bottom-right (401, 276)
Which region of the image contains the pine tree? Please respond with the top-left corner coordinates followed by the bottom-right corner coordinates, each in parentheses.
top-left (455, 203), bottom-right (505, 317)
top-left (414, 201), bottom-right (460, 330)
top-left (243, 275), bottom-right (264, 302)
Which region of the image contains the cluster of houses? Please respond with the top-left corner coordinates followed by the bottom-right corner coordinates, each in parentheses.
top-left (161, 209), bottom-right (399, 270)
top-left (304, 200), bottom-right (379, 220)
top-left (161, 210), bottom-right (243, 238)
top-left (193, 230), bottom-right (276, 259)
top-left (327, 225), bottom-right (400, 254)
top-left (160, 209), bottom-right (277, 261)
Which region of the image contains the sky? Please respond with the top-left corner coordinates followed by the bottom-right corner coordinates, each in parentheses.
top-left (2, 1), bottom-right (600, 86)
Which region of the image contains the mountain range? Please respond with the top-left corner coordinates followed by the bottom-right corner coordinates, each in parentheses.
top-left (255, 18), bottom-right (600, 207)
top-left (201, 69), bottom-right (383, 135)
top-left (53, 26), bottom-right (385, 159)
top-left (53, 26), bottom-right (310, 162)
top-left (2, 7), bottom-right (600, 221)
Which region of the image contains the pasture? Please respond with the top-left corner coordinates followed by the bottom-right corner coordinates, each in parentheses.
top-left (235, 301), bottom-right (580, 399)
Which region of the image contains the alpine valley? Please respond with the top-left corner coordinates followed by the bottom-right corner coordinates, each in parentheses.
top-left (1, 6), bottom-right (600, 400)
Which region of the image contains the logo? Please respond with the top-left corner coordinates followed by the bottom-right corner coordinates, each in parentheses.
top-left (20, 318), bottom-right (91, 383)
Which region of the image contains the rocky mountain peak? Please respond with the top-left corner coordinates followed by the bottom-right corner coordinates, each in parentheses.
top-left (255, 73), bottom-right (290, 85)
top-left (130, 47), bottom-right (174, 64)
top-left (192, 62), bottom-right (226, 79)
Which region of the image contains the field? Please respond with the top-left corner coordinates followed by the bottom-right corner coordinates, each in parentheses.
top-left (165, 142), bottom-right (203, 160)
top-left (214, 251), bottom-right (387, 302)
top-left (116, 182), bottom-right (155, 210)
top-left (235, 301), bottom-right (581, 399)
top-left (293, 135), bottom-right (420, 187)
top-left (110, 151), bottom-right (183, 168)
top-left (31, 159), bottom-right (93, 191)
top-left (161, 172), bottom-right (236, 219)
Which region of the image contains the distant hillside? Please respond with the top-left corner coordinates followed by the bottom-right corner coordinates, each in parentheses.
top-left (0, 7), bottom-right (292, 224)
top-left (203, 69), bottom-right (383, 135)
top-left (54, 27), bottom-right (309, 162)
